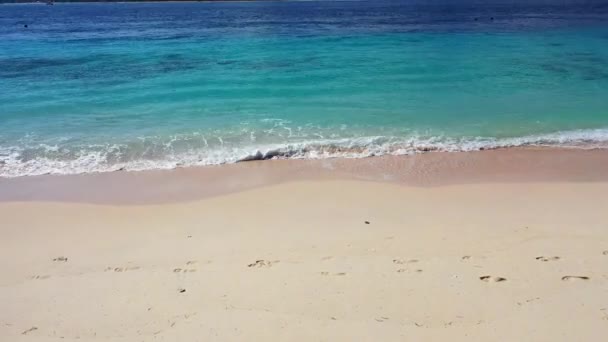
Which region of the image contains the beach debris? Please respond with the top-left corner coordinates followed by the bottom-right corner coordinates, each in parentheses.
top-left (479, 275), bottom-right (507, 282)
top-left (178, 288), bottom-right (186, 293)
top-left (535, 256), bottom-right (560, 262)
top-left (603, 250), bottom-right (608, 255)
top-left (364, 221), bottom-right (370, 224)
top-left (462, 255), bottom-right (471, 260)
top-left (52, 256), bottom-right (68, 262)
top-left (22, 327), bottom-right (38, 335)
top-left (561, 276), bottom-right (590, 281)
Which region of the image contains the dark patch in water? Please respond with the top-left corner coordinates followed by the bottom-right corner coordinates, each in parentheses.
top-left (578, 67), bottom-right (608, 81)
top-left (158, 57), bottom-right (202, 73)
top-left (581, 74), bottom-right (605, 81)
top-left (217, 60), bottom-right (238, 65)
top-left (569, 54), bottom-right (606, 65)
top-left (163, 54), bottom-right (183, 60)
top-left (0, 57), bottom-right (88, 73)
top-left (405, 38), bottom-right (424, 43)
top-left (161, 54), bottom-right (210, 72)
top-left (0, 53), bottom-right (210, 82)
top-left (539, 63), bottom-right (570, 75)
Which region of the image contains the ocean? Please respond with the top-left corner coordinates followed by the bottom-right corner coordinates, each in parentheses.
top-left (1, 0), bottom-right (608, 177)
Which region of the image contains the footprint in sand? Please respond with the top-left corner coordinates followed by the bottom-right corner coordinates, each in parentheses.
top-left (561, 275), bottom-right (590, 281)
top-left (173, 268), bottom-right (197, 273)
top-left (248, 260), bottom-right (279, 268)
top-left (517, 297), bottom-right (541, 306)
top-left (105, 266), bottom-right (140, 273)
top-left (52, 256), bottom-right (68, 262)
top-left (536, 256), bottom-right (560, 262)
top-left (397, 268), bottom-right (423, 273)
top-left (31, 275), bottom-right (50, 280)
top-left (21, 327), bottom-right (38, 335)
top-left (479, 275), bottom-right (507, 283)
top-left (185, 260), bottom-right (197, 265)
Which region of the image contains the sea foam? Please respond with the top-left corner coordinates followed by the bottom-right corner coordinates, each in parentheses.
top-left (1, 128), bottom-right (608, 178)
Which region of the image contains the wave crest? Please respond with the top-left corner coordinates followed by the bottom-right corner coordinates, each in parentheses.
top-left (2, 129), bottom-right (608, 178)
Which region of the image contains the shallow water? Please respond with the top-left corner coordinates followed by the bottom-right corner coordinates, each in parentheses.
top-left (1, 0), bottom-right (608, 176)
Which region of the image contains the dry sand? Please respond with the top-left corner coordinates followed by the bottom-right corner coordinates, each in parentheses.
top-left (2, 150), bottom-right (608, 341)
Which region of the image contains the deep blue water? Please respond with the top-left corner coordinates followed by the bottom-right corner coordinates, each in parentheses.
top-left (1, 0), bottom-right (608, 176)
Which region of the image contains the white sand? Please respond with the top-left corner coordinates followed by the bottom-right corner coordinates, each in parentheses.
top-left (2, 180), bottom-right (608, 341)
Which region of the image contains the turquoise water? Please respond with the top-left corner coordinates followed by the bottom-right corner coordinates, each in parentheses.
top-left (1, 1), bottom-right (608, 176)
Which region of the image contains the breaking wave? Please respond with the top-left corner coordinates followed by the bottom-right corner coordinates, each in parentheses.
top-left (1, 128), bottom-right (608, 178)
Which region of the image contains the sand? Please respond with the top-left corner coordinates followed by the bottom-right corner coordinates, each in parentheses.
top-left (2, 147), bottom-right (608, 204)
top-left (2, 150), bottom-right (608, 341)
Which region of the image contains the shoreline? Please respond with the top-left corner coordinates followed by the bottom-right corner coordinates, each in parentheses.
top-left (3, 127), bottom-right (608, 179)
top-left (1, 147), bottom-right (608, 204)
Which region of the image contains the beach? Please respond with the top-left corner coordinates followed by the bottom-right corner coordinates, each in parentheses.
top-left (2, 148), bottom-right (608, 341)
top-left (2, 1), bottom-right (608, 340)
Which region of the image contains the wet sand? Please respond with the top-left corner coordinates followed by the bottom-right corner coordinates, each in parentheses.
top-left (1, 147), bottom-right (608, 204)
top-left (1, 148), bottom-right (608, 341)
